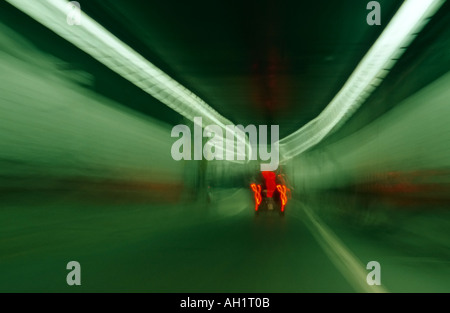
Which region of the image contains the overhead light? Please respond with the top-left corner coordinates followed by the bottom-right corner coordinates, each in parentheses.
top-left (6, 0), bottom-right (251, 163)
top-left (278, 0), bottom-right (446, 161)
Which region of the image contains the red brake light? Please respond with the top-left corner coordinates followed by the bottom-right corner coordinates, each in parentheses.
top-left (250, 183), bottom-right (262, 211)
top-left (276, 184), bottom-right (287, 212)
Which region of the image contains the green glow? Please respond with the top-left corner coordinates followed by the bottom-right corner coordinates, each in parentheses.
top-left (6, 0), bottom-right (251, 163)
top-left (279, 0), bottom-right (446, 161)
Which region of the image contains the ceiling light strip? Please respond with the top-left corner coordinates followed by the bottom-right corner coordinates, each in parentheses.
top-left (6, 0), bottom-right (251, 162)
top-left (279, 0), bottom-right (445, 161)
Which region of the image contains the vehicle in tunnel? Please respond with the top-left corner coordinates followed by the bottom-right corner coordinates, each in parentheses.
top-left (250, 170), bottom-right (291, 216)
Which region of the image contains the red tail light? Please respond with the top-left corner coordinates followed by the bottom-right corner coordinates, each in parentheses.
top-left (250, 183), bottom-right (262, 211)
top-left (276, 184), bottom-right (287, 212)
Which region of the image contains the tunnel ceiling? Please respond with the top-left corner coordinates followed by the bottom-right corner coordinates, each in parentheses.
top-left (2, 0), bottom-right (449, 141)
top-left (79, 0), bottom-right (403, 139)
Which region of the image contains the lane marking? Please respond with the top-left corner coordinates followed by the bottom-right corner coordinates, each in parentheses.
top-left (291, 201), bottom-right (388, 293)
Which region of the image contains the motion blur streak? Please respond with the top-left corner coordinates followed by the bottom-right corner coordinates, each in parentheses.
top-left (279, 0), bottom-right (446, 160)
top-left (0, 22), bottom-right (184, 198)
top-left (289, 71), bottom-right (450, 191)
top-left (1, 0), bottom-right (449, 293)
top-left (291, 202), bottom-right (387, 293)
top-left (5, 0), bottom-right (251, 162)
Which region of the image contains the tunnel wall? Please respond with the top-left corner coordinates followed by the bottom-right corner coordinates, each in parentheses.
top-left (289, 71), bottom-right (450, 194)
top-left (0, 22), bottom-right (185, 203)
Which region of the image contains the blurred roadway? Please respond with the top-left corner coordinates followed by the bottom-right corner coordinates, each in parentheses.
top-left (1, 187), bottom-right (449, 292)
top-left (1, 0), bottom-right (449, 293)
top-left (0, 188), bottom-right (353, 292)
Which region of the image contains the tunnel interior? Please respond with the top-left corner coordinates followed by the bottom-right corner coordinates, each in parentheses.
top-left (1, 0), bottom-right (450, 293)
